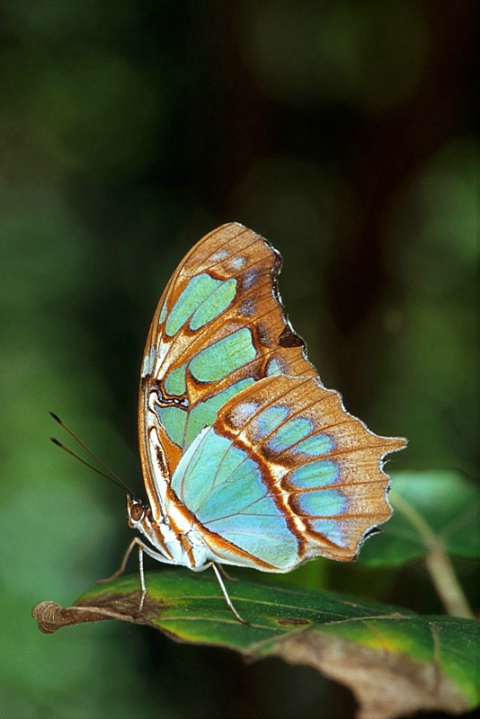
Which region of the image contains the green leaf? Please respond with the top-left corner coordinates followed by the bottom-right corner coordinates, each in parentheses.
top-left (33, 571), bottom-right (479, 719)
top-left (359, 470), bottom-right (480, 566)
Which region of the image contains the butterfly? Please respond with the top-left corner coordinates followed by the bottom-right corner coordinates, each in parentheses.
top-left (109, 223), bottom-right (406, 622)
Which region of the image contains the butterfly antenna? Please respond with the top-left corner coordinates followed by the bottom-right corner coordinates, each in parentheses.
top-left (50, 437), bottom-right (124, 486)
top-left (49, 412), bottom-right (135, 497)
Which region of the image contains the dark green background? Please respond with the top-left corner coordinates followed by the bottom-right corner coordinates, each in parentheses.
top-left (1, 2), bottom-right (477, 717)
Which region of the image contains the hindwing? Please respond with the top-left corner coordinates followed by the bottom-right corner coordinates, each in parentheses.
top-left (166, 374), bottom-right (406, 568)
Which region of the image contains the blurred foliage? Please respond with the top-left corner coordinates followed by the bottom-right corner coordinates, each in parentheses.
top-left (0, 1), bottom-right (477, 718)
top-left (360, 471), bottom-right (480, 566)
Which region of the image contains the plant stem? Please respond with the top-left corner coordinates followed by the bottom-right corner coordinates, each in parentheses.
top-left (424, 546), bottom-right (474, 620)
top-left (391, 490), bottom-right (475, 620)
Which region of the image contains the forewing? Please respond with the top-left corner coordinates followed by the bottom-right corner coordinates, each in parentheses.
top-left (139, 223), bottom-right (316, 514)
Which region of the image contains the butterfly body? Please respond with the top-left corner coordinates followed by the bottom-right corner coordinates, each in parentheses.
top-left (127, 494), bottom-right (210, 570)
top-left (122, 223), bottom-right (406, 617)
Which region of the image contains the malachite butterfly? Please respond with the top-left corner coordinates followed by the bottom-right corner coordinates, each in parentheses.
top-left (111, 223), bottom-right (406, 622)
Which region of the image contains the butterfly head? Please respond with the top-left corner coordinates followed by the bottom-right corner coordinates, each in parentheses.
top-left (126, 495), bottom-right (149, 529)
top-left (125, 492), bottom-right (185, 566)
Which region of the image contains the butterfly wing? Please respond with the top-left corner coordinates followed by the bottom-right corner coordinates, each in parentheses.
top-left (139, 223), bottom-right (317, 517)
top-left (168, 374), bottom-right (406, 569)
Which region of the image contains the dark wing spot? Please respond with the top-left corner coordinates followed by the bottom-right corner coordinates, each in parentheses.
top-left (278, 325), bottom-right (304, 348)
top-left (257, 322), bottom-right (274, 347)
top-left (156, 446), bottom-right (168, 476)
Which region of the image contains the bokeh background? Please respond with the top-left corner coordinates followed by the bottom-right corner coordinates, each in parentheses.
top-left (1, 1), bottom-right (477, 717)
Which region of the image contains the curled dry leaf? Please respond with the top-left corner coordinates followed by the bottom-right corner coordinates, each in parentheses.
top-left (33, 596), bottom-right (145, 634)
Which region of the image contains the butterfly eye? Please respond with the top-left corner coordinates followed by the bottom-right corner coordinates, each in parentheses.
top-left (129, 503), bottom-right (145, 522)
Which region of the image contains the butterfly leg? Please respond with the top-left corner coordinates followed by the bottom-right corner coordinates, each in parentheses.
top-left (216, 564), bottom-right (238, 583)
top-left (100, 536), bottom-right (177, 584)
top-left (99, 537), bottom-right (177, 612)
top-left (137, 546), bottom-right (146, 612)
top-left (135, 541), bottom-right (180, 612)
top-left (211, 563), bottom-right (249, 625)
top-left (98, 537), bottom-right (140, 585)
top-left (191, 562), bottom-right (249, 624)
